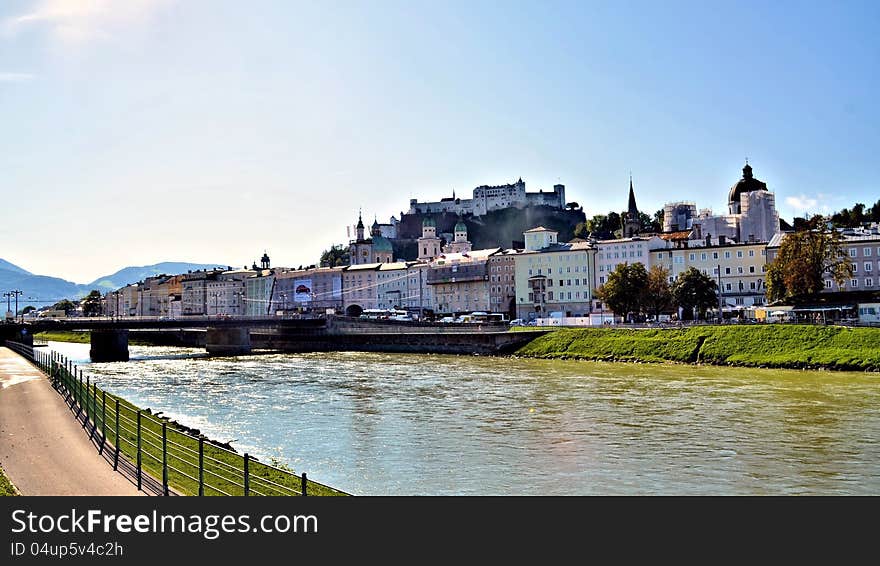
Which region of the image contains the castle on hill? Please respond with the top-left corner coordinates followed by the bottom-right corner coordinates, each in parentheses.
top-left (407, 178), bottom-right (566, 217)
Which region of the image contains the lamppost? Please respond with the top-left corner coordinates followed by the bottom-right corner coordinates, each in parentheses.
top-left (12, 290), bottom-right (22, 322)
top-left (3, 292), bottom-right (10, 320)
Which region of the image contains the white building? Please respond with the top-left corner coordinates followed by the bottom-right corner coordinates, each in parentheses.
top-left (206, 269), bottom-right (255, 316)
top-left (663, 163), bottom-right (780, 244)
top-left (594, 236), bottom-right (666, 287)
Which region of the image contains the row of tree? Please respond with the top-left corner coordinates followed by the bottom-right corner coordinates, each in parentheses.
top-left (573, 209), bottom-right (664, 241)
top-left (596, 263), bottom-right (719, 321)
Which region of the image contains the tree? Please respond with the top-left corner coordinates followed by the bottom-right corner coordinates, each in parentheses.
top-left (653, 209), bottom-right (665, 232)
top-left (21, 305), bottom-right (36, 315)
top-left (81, 290), bottom-right (104, 317)
top-left (671, 267), bottom-right (718, 320)
top-left (320, 244), bottom-right (350, 267)
top-left (765, 220), bottom-right (853, 302)
top-left (566, 201), bottom-right (580, 211)
top-left (52, 299), bottom-right (76, 315)
top-left (596, 262), bottom-right (649, 320)
top-left (572, 221), bottom-right (590, 239)
top-left (644, 265), bottom-right (673, 317)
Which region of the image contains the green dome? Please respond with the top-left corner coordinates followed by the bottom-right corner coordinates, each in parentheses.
top-left (422, 217), bottom-right (436, 228)
top-left (372, 235), bottom-right (393, 253)
top-left (454, 221), bottom-right (467, 232)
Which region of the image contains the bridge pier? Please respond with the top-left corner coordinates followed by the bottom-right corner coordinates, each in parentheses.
top-left (206, 327), bottom-right (252, 356)
top-left (90, 329), bottom-right (130, 362)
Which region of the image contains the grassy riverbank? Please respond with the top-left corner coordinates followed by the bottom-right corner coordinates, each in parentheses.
top-left (36, 330), bottom-right (153, 346)
top-left (515, 325), bottom-right (880, 371)
top-left (0, 465), bottom-right (18, 496)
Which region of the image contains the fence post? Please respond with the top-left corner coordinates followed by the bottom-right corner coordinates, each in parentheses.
top-left (100, 390), bottom-right (107, 454)
top-left (83, 375), bottom-right (90, 429)
top-left (302, 472), bottom-right (308, 497)
top-left (136, 411), bottom-right (142, 491)
top-left (244, 453), bottom-right (250, 497)
top-left (198, 437), bottom-right (204, 497)
top-left (162, 422), bottom-right (169, 496)
top-left (113, 399), bottom-right (120, 471)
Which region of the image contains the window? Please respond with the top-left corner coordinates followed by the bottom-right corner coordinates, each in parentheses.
top-left (865, 262), bottom-right (873, 272)
top-left (657, 252), bottom-right (664, 259)
top-left (528, 269), bottom-right (532, 276)
top-left (701, 253), bottom-right (707, 261)
top-left (575, 279), bottom-right (580, 285)
top-left (725, 267), bottom-right (731, 275)
top-left (528, 293), bottom-right (534, 302)
top-left (867, 278), bottom-right (874, 287)
top-left (853, 264), bottom-right (858, 273)
top-left (737, 267), bottom-right (743, 274)
top-left (559, 280), bottom-right (564, 287)
top-left (548, 268), bottom-right (552, 274)
top-left (750, 281), bottom-right (756, 290)
top-left (600, 276), bottom-right (605, 284)
top-left (737, 251), bottom-right (743, 258)
top-left (689, 253), bottom-right (695, 261)
top-left (866, 248), bottom-right (872, 256)
top-left (547, 279), bottom-right (553, 287)
top-left (851, 279), bottom-right (859, 288)
top-left (825, 280), bottom-right (832, 289)
top-left (724, 251), bottom-right (731, 259)
top-left (749, 250), bottom-right (755, 257)
top-left (713, 252), bottom-right (719, 260)
top-left (849, 248), bottom-right (857, 257)
top-left (726, 283), bottom-right (732, 291)
top-left (548, 292), bottom-right (554, 300)
top-left (568, 292), bottom-right (572, 300)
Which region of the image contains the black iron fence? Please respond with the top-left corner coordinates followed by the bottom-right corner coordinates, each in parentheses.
top-left (4, 340), bottom-right (349, 497)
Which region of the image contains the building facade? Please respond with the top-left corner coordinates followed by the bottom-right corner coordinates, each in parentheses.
top-left (651, 239), bottom-right (769, 308)
top-left (514, 227), bottom-right (597, 320)
top-left (488, 249), bottom-right (522, 317)
top-left (427, 248), bottom-right (499, 315)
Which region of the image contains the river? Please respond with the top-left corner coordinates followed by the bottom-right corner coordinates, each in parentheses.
top-left (46, 341), bottom-right (880, 495)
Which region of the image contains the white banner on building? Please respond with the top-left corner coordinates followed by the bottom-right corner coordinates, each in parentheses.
top-left (294, 279), bottom-right (313, 302)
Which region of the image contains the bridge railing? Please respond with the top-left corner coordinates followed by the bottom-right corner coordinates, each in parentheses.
top-left (5, 340), bottom-right (349, 497)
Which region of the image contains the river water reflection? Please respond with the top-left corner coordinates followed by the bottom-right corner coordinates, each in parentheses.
top-left (49, 341), bottom-right (880, 495)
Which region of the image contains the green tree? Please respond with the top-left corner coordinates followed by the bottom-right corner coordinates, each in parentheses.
top-left (596, 262), bottom-right (649, 321)
top-left (320, 244), bottom-right (350, 267)
top-left (52, 299), bottom-right (76, 314)
top-left (671, 267), bottom-right (718, 320)
top-left (653, 209), bottom-right (665, 232)
top-left (81, 290), bottom-right (104, 316)
top-left (21, 305), bottom-right (36, 315)
top-left (765, 220), bottom-right (853, 302)
top-left (644, 265), bottom-right (673, 317)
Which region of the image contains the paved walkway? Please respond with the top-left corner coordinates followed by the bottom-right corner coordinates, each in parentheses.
top-left (0, 346), bottom-right (142, 495)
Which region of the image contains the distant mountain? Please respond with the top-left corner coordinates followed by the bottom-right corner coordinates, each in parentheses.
top-left (0, 259), bottom-right (228, 309)
top-left (0, 268), bottom-right (82, 307)
top-left (0, 258), bottom-right (31, 275)
top-left (88, 262), bottom-right (228, 290)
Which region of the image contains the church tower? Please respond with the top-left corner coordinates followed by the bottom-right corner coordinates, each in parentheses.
top-left (349, 210), bottom-right (373, 265)
top-left (444, 218), bottom-right (473, 254)
top-left (623, 176), bottom-right (641, 238)
top-left (418, 217), bottom-right (442, 261)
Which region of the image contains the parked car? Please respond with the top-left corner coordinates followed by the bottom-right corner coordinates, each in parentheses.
top-left (438, 316), bottom-right (455, 323)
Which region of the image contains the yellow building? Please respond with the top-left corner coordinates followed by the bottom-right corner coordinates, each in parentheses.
top-left (513, 227), bottom-right (597, 320)
top-left (650, 239), bottom-right (768, 308)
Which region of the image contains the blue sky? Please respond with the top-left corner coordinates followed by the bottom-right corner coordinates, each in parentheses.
top-left (1, 0), bottom-right (878, 282)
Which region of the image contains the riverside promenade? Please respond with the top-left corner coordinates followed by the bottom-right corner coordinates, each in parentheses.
top-left (0, 346), bottom-right (140, 495)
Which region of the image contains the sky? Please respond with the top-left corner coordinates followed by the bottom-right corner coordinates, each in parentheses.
top-left (1, 0), bottom-right (878, 283)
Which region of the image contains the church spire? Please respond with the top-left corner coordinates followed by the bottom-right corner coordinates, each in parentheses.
top-left (627, 174), bottom-right (638, 217)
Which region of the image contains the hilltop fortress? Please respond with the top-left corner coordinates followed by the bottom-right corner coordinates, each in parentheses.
top-left (407, 178), bottom-right (567, 217)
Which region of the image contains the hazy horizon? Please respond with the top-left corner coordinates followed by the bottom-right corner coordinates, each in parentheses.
top-left (2, 0), bottom-right (878, 282)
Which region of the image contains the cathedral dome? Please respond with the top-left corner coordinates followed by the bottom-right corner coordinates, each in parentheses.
top-left (422, 217), bottom-right (436, 228)
top-left (454, 220), bottom-right (467, 232)
top-left (728, 163), bottom-right (768, 205)
top-left (371, 235), bottom-right (393, 253)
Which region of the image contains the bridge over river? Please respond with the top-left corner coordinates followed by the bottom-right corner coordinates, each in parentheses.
top-left (1, 316), bottom-right (545, 361)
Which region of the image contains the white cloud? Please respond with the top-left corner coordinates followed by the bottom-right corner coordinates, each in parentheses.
top-left (785, 193), bottom-right (833, 215)
top-left (2, 0), bottom-right (174, 44)
top-left (0, 72), bottom-right (34, 82)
